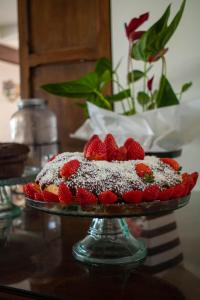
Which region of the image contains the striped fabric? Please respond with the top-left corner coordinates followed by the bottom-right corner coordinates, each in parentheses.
top-left (132, 212), bottom-right (183, 274)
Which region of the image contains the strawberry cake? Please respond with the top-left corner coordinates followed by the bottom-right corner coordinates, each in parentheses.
top-left (24, 134), bottom-right (198, 207)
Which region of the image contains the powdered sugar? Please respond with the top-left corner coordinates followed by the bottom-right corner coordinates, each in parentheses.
top-left (36, 152), bottom-right (182, 196)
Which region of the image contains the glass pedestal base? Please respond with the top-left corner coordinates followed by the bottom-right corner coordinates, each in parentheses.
top-left (73, 218), bottom-right (147, 266)
top-left (26, 195), bottom-right (190, 267)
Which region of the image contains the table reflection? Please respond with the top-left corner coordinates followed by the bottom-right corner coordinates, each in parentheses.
top-left (0, 192), bottom-right (199, 300)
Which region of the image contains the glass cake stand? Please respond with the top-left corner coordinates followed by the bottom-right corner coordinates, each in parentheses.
top-left (26, 194), bottom-right (190, 267)
top-left (0, 167), bottom-right (39, 219)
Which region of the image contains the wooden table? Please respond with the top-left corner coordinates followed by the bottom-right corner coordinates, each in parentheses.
top-left (0, 192), bottom-right (200, 300)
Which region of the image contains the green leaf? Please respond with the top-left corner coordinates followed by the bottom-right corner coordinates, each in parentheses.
top-left (161, 0), bottom-right (186, 47)
top-left (147, 103), bottom-right (155, 110)
top-left (128, 66), bottom-right (152, 83)
top-left (132, 0), bottom-right (186, 61)
top-left (132, 5), bottom-right (171, 60)
top-left (123, 107), bottom-right (136, 116)
top-left (95, 57), bottom-right (112, 76)
top-left (152, 89), bottom-right (158, 100)
top-left (156, 75), bottom-right (179, 107)
top-left (181, 82), bottom-right (192, 93)
top-left (106, 89), bottom-right (131, 102)
top-left (137, 91), bottom-right (150, 106)
top-left (148, 5), bottom-right (171, 53)
top-left (76, 102), bottom-right (88, 117)
top-left (42, 72), bottom-right (99, 98)
top-left (99, 70), bottom-right (112, 90)
top-left (128, 70), bottom-right (145, 83)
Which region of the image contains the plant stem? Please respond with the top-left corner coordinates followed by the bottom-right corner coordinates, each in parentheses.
top-left (143, 62), bottom-right (148, 111)
top-left (143, 62), bottom-right (147, 92)
top-left (113, 73), bottom-right (126, 113)
top-left (94, 89), bottom-right (112, 110)
top-left (179, 91), bottom-right (183, 101)
top-left (161, 56), bottom-right (167, 76)
top-left (127, 41), bottom-right (136, 112)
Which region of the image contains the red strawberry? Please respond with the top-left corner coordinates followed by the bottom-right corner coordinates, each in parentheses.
top-left (98, 190), bottom-right (118, 204)
top-left (58, 182), bottom-right (73, 204)
top-left (135, 163), bottom-right (154, 183)
top-left (43, 190), bottom-right (59, 202)
top-left (160, 158), bottom-right (180, 171)
top-left (60, 159), bottom-right (80, 179)
top-left (23, 183), bottom-right (40, 199)
top-left (34, 191), bottom-right (44, 201)
top-left (85, 136), bottom-right (107, 160)
top-left (124, 138), bottom-right (135, 149)
top-left (125, 139), bottom-right (144, 160)
top-left (83, 135), bottom-right (98, 155)
top-left (182, 173), bottom-right (192, 195)
top-left (112, 146), bottom-right (127, 161)
top-left (190, 172), bottom-right (199, 190)
top-left (123, 190), bottom-right (143, 204)
top-left (172, 183), bottom-right (186, 198)
top-left (76, 188), bottom-right (97, 205)
top-left (143, 184), bottom-right (160, 202)
top-left (135, 163), bottom-right (152, 177)
top-left (158, 187), bottom-right (174, 201)
top-left (104, 133), bottom-right (119, 161)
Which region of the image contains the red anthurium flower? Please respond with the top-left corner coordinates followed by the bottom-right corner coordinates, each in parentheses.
top-left (125, 12), bottom-right (149, 41)
top-left (148, 48), bottom-right (168, 63)
top-left (147, 76), bottom-right (154, 91)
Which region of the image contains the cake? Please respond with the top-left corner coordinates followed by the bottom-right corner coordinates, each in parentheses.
top-left (0, 143), bottom-right (29, 179)
top-left (23, 134), bottom-right (198, 205)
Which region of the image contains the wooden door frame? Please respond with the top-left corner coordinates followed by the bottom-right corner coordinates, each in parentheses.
top-left (0, 44), bottom-right (19, 64)
top-left (18, 0), bottom-right (112, 98)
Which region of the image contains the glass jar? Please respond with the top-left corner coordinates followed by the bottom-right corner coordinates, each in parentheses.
top-left (10, 99), bottom-right (58, 167)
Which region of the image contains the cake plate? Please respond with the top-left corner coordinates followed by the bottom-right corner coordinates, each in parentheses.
top-left (26, 195), bottom-right (190, 267)
top-left (0, 167), bottom-right (39, 219)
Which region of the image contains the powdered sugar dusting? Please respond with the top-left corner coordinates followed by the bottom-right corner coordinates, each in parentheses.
top-left (36, 152), bottom-right (182, 196)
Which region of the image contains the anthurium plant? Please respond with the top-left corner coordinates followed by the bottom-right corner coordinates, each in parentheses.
top-left (42, 0), bottom-right (192, 116)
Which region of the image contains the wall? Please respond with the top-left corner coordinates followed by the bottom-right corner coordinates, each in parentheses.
top-left (111, 0), bottom-right (200, 189)
top-left (0, 60), bottom-right (19, 141)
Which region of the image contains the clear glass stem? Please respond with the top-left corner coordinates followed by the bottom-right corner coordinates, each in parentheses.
top-left (73, 218), bottom-right (147, 266)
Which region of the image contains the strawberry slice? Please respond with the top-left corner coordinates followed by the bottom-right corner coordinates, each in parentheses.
top-left (124, 137), bottom-right (135, 149)
top-left (76, 188), bottom-right (97, 205)
top-left (98, 190), bottom-right (118, 204)
top-left (23, 183), bottom-right (40, 199)
top-left (158, 187), bottom-right (174, 201)
top-left (124, 138), bottom-right (145, 160)
top-left (135, 163), bottom-right (152, 177)
top-left (190, 172), bottom-right (199, 190)
top-left (182, 173), bottom-right (192, 195)
top-left (135, 163), bottom-right (154, 183)
top-left (34, 191), bottom-right (44, 201)
top-left (104, 133), bottom-right (118, 161)
top-left (172, 183), bottom-right (186, 198)
top-left (85, 136), bottom-right (107, 160)
top-left (60, 159), bottom-right (80, 179)
top-left (43, 190), bottom-right (59, 202)
top-left (160, 158), bottom-right (180, 171)
top-left (123, 190), bottom-right (143, 203)
top-left (112, 146), bottom-right (127, 161)
top-left (58, 182), bottom-right (73, 204)
top-left (83, 134), bottom-right (98, 155)
top-left (143, 184), bottom-right (160, 202)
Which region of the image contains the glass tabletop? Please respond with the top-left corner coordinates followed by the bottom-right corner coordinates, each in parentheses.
top-left (0, 191), bottom-right (199, 300)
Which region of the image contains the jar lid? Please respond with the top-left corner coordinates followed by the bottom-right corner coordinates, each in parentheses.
top-left (18, 98), bottom-right (47, 109)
